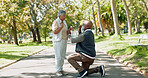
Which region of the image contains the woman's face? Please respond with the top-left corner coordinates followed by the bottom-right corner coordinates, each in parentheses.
top-left (60, 13), bottom-right (66, 21)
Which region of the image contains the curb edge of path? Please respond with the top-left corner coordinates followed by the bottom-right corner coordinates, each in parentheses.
top-left (0, 48), bottom-right (48, 70)
top-left (98, 49), bottom-right (148, 78)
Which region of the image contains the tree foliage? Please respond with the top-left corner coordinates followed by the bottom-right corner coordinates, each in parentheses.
top-left (0, 0), bottom-right (147, 44)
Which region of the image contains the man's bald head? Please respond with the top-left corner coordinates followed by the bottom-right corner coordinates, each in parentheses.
top-left (83, 20), bottom-right (93, 30)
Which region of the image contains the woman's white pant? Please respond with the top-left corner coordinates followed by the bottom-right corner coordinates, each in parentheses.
top-left (53, 40), bottom-right (67, 72)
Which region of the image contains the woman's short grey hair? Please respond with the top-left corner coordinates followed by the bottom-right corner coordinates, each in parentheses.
top-left (58, 10), bottom-right (66, 17)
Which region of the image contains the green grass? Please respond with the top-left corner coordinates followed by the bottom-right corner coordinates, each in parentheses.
top-left (0, 39), bottom-right (52, 66)
top-left (20, 41), bottom-right (53, 47)
top-left (95, 33), bottom-right (148, 72)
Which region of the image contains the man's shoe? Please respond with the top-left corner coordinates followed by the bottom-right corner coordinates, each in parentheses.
top-left (100, 65), bottom-right (105, 77)
top-left (56, 71), bottom-right (63, 76)
top-left (77, 70), bottom-right (87, 78)
top-left (61, 71), bottom-right (68, 75)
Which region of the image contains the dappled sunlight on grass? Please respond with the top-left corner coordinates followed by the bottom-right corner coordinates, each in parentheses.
top-left (95, 33), bottom-right (148, 72)
top-left (95, 35), bottom-right (108, 43)
top-left (19, 41), bottom-right (53, 47)
top-left (0, 53), bottom-right (24, 60)
top-left (107, 48), bottom-right (127, 56)
top-left (0, 40), bottom-right (52, 66)
top-left (125, 46), bottom-right (148, 66)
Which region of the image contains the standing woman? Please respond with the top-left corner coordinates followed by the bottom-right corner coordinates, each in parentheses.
top-left (52, 10), bottom-right (70, 76)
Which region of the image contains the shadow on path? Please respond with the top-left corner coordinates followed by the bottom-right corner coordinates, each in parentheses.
top-left (0, 44), bottom-right (146, 78)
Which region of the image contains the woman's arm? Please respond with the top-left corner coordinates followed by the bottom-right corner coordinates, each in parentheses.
top-left (53, 22), bottom-right (64, 34)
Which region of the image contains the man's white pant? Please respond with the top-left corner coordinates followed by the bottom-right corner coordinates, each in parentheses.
top-left (53, 40), bottom-right (67, 72)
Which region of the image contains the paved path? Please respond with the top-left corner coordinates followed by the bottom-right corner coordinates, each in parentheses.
top-left (0, 42), bottom-right (146, 78)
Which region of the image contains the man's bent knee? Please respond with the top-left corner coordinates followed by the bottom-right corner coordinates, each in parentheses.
top-left (67, 55), bottom-right (73, 62)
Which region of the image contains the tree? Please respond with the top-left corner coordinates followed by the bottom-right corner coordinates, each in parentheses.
top-left (97, 0), bottom-right (104, 36)
top-left (12, 16), bottom-right (19, 45)
top-left (0, 0), bottom-right (29, 45)
top-left (110, 0), bottom-right (120, 36)
top-left (29, 1), bottom-right (41, 43)
top-left (130, 0), bottom-right (147, 33)
top-left (98, 0), bottom-right (115, 35)
top-left (90, 0), bottom-right (98, 35)
top-left (29, 0), bottom-right (51, 43)
top-left (122, 0), bottom-right (132, 35)
top-left (142, 0), bottom-right (148, 16)
top-left (143, 20), bottom-right (148, 32)
top-left (26, 21), bottom-right (37, 42)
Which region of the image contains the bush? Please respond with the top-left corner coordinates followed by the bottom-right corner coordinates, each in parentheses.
top-left (143, 20), bottom-right (148, 32)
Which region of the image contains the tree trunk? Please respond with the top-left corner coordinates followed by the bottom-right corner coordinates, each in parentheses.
top-left (134, 19), bottom-right (138, 33)
top-left (137, 17), bottom-right (140, 33)
top-left (111, 24), bottom-right (115, 33)
top-left (26, 22), bottom-right (37, 42)
top-left (30, 2), bottom-right (40, 43)
top-left (134, 11), bottom-right (138, 33)
top-left (122, 0), bottom-right (132, 35)
top-left (97, 0), bottom-right (104, 36)
top-left (91, 0), bottom-right (98, 36)
top-left (34, 2), bottom-right (41, 43)
top-left (45, 25), bottom-right (47, 42)
top-left (12, 16), bottom-right (19, 45)
top-left (8, 25), bottom-right (12, 43)
top-left (31, 28), bottom-right (37, 42)
top-left (110, 0), bottom-right (120, 36)
top-left (36, 27), bottom-right (41, 43)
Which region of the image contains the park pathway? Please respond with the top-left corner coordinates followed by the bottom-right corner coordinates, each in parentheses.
top-left (0, 42), bottom-right (146, 78)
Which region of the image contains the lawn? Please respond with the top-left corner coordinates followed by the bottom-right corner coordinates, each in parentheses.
top-left (0, 39), bottom-right (52, 67)
top-left (95, 33), bottom-right (148, 72)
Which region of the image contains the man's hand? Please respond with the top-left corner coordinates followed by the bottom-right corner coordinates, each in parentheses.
top-left (67, 29), bottom-right (71, 34)
top-left (69, 26), bottom-right (73, 30)
top-left (67, 26), bottom-right (73, 34)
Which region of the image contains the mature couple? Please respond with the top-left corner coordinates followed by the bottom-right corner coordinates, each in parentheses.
top-left (52, 10), bottom-right (105, 78)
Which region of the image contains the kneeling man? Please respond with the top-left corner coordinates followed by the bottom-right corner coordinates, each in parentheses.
top-left (67, 20), bottom-right (105, 78)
